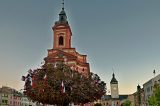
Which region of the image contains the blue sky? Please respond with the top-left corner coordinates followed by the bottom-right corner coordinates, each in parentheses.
top-left (0, 0), bottom-right (160, 94)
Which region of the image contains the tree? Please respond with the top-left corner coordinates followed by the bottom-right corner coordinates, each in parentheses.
top-left (123, 100), bottom-right (131, 106)
top-left (148, 84), bottom-right (160, 106)
top-left (148, 96), bottom-right (157, 106)
top-left (22, 63), bottom-right (106, 106)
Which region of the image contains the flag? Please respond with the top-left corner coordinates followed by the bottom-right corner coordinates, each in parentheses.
top-left (71, 73), bottom-right (73, 78)
top-left (43, 74), bottom-right (47, 80)
top-left (64, 58), bottom-right (67, 64)
top-left (70, 86), bottom-right (73, 91)
top-left (29, 77), bottom-right (32, 86)
top-left (32, 76), bottom-right (36, 88)
top-left (61, 81), bottom-right (65, 93)
top-left (81, 75), bottom-right (83, 79)
top-left (54, 63), bottom-right (57, 68)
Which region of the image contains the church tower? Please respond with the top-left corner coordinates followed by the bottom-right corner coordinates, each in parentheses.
top-left (53, 6), bottom-right (72, 49)
top-left (44, 1), bottom-right (90, 76)
top-left (110, 73), bottom-right (119, 98)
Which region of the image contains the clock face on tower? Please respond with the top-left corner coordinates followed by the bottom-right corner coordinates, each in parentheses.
top-left (113, 87), bottom-right (117, 90)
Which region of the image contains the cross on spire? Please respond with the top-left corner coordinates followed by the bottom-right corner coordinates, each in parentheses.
top-left (62, 0), bottom-right (64, 10)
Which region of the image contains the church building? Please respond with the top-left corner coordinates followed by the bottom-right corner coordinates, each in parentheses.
top-left (44, 3), bottom-right (90, 76)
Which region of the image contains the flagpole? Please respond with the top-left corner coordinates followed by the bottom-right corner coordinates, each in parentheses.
top-left (153, 69), bottom-right (156, 78)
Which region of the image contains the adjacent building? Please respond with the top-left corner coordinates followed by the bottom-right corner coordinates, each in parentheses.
top-left (124, 74), bottom-right (160, 106)
top-left (127, 94), bottom-right (135, 106)
top-left (0, 86), bottom-right (37, 106)
top-left (0, 86), bottom-right (12, 106)
top-left (21, 96), bottom-right (30, 106)
top-left (132, 85), bottom-right (145, 106)
top-left (143, 74), bottom-right (160, 106)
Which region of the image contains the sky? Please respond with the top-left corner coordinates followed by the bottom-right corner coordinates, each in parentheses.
top-left (0, 0), bottom-right (160, 94)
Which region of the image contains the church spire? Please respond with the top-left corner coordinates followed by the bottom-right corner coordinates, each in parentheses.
top-left (57, 0), bottom-right (68, 24)
top-left (52, 0), bottom-right (72, 49)
top-left (46, 0), bottom-right (90, 76)
top-left (110, 73), bottom-right (118, 84)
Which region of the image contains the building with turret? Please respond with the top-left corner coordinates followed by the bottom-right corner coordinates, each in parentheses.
top-left (99, 73), bottom-right (128, 106)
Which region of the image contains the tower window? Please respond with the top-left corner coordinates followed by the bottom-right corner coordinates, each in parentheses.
top-left (59, 36), bottom-right (64, 45)
top-left (61, 16), bottom-right (64, 21)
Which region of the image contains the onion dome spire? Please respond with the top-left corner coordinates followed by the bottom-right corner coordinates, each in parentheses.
top-left (58, 0), bottom-right (68, 23)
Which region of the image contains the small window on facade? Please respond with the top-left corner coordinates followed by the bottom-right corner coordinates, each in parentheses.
top-left (59, 36), bottom-right (64, 45)
top-left (5, 100), bottom-right (8, 104)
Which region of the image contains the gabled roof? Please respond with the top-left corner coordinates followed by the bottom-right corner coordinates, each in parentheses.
top-left (48, 49), bottom-right (77, 59)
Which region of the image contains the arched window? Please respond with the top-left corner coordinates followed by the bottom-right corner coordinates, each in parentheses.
top-left (59, 36), bottom-right (64, 45)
